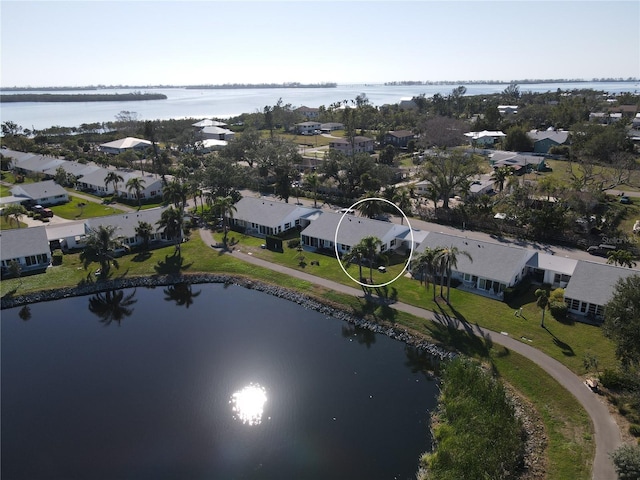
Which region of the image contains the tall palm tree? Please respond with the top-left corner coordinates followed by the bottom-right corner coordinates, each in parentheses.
top-left (104, 171), bottom-right (124, 197)
top-left (393, 188), bottom-right (412, 224)
top-left (156, 207), bottom-right (184, 252)
top-left (126, 177), bottom-right (146, 210)
top-left (342, 243), bottom-right (368, 282)
top-left (305, 172), bottom-right (322, 208)
top-left (437, 245), bottom-right (473, 304)
top-left (163, 179), bottom-right (189, 212)
top-left (535, 288), bottom-right (549, 328)
top-left (214, 196), bottom-right (237, 245)
top-left (357, 192), bottom-right (383, 219)
top-left (3, 204), bottom-right (27, 228)
top-left (359, 235), bottom-right (384, 283)
top-left (135, 221), bottom-right (154, 251)
top-left (414, 247), bottom-right (443, 301)
top-left (490, 166), bottom-right (512, 193)
top-left (80, 225), bottom-right (124, 277)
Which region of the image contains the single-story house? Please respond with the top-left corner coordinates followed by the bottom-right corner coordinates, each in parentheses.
top-left (467, 174), bottom-right (494, 197)
top-left (295, 121), bottom-right (321, 135)
top-left (320, 122), bottom-right (344, 132)
top-left (9, 180), bottom-right (69, 207)
top-left (413, 180), bottom-right (432, 196)
top-left (232, 197), bottom-right (321, 238)
top-left (0, 225), bottom-right (51, 277)
top-left (527, 129), bottom-right (569, 154)
top-left (45, 220), bottom-right (89, 251)
top-left (329, 136), bottom-right (374, 156)
top-left (295, 106), bottom-right (320, 120)
top-left (525, 252), bottom-right (577, 288)
top-left (498, 105), bottom-right (518, 116)
top-left (464, 130), bottom-right (506, 147)
top-left (199, 139), bottom-right (228, 152)
top-left (490, 151), bottom-right (545, 173)
top-left (413, 232), bottom-right (535, 299)
top-left (76, 168), bottom-right (165, 199)
top-left (9, 152), bottom-right (66, 176)
top-left (99, 137), bottom-right (152, 154)
top-left (563, 260), bottom-right (637, 319)
top-left (200, 126), bottom-right (235, 141)
top-left (86, 207), bottom-right (172, 249)
top-left (301, 211), bottom-right (410, 255)
top-left (383, 130), bottom-right (415, 148)
top-left (42, 160), bottom-right (102, 180)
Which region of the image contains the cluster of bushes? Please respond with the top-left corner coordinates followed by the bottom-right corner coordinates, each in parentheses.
top-left (418, 358), bottom-right (525, 480)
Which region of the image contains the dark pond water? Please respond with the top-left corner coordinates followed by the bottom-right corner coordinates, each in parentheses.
top-left (1, 283), bottom-right (438, 480)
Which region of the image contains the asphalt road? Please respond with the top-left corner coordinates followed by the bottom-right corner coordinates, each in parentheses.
top-left (199, 226), bottom-right (622, 480)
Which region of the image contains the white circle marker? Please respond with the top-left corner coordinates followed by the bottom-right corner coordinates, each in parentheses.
top-left (334, 197), bottom-right (414, 288)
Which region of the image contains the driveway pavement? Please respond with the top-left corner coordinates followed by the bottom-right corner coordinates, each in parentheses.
top-left (199, 226), bottom-right (622, 480)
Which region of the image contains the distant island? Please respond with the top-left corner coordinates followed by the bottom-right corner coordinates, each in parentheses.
top-left (384, 78), bottom-right (639, 86)
top-left (184, 82), bottom-right (338, 89)
top-left (0, 92), bottom-right (167, 103)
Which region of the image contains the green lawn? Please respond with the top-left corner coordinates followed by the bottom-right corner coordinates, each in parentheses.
top-left (50, 195), bottom-right (125, 219)
top-left (0, 233), bottom-right (597, 479)
top-left (543, 159), bottom-right (640, 193)
top-left (0, 184), bottom-right (11, 197)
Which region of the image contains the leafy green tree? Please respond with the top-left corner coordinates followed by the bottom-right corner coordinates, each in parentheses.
top-left (104, 171), bottom-right (124, 197)
top-left (135, 221), bottom-right (154, 251)
top-left (607, 250), bottom-right (637, 268)
top-left (611, 444), bottom-right (640, 480)
top-left (603, 275), bottom-right (640, 368)
top-left (156, 206), bottom-right (184, 252)
top-left (535, 288), bottom-right (550, 327)
top-left (503, 125), bottom-right (534, 152)
top-left (3, 204), bottom-right (27, 228)
top-left (437, 245), bottom-right (472, 303)
top-left (80, 225), bottom-right (124, 277)
top-left (126, 177), bottom-right (146, 209)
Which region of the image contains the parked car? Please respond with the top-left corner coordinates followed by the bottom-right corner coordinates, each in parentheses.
top-left (620, 196), bottom-right (631, 204)
top-left (587, 244), bottom-right (617, 257)
top-left (32, 205), bottom-right (54, 217)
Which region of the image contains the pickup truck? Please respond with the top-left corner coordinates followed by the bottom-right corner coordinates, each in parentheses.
top-left (32, 205), bottom-right (54, 217)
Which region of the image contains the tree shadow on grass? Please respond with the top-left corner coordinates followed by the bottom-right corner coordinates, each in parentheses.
top-left (351, 297), bottom-right (398, 324)
top-left (132, 251), bottom-right (152, 262)
top-left (154, 253), bottom-right (193, 276)
top-left (543, 325), bottom-right (575, 356)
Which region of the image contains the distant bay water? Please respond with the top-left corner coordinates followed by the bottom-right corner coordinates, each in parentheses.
top-left (1, 81), bottom-right (638, 131)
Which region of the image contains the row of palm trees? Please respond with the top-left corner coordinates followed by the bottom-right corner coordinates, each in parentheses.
top-left (412, 245), bottom-right (473, 304)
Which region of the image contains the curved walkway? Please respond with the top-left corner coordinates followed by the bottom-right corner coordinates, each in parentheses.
top-left (199, 227), bottom-right (621, 480)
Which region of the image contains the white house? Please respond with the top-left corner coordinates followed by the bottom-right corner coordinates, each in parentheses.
top-left (464, 130), bottom-right (506, 147)
top-left (301, 211), bottom-right (410, 255)
top-left (232, 197), bottom-right (321, 238)
top-left (295, 121), bottom-right (321, 135)
top-left (99, 137), bottom-right (152, 154)
top-left (295, 106), bottom-right (320, 120)
top-left (9, 180), bottom-right (69, 207)
top-left (86, 207), bottom-right (172, 249)
top-left (525, 252), bottom-right (577, 288)
top-left (200, 126), bottom-right (235, 141)
top-left (45, 220), bottom-right (89, 251)
top-left (329, 136), bottom-right (374, 156)
top-left (0, 226), bottom-right (51, 277)
top-left (76, 168), bottom-right (165, 199)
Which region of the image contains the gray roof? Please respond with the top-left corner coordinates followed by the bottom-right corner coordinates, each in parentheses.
top-left (302, 212), bottom-right (409, 247)
top-left (45, 220), bottom-right (88, 242)
top-left (0, 225), bottom-right (50, 260)
top-left (415, 232), bottom-right (534, 283)
top-left (526, 252), bottom-right (577, 276)
top-left (86, 207), bottom-right (168, 238)
top-left (527, 129), bottom-right (569, 144)
top-left (13, 153), bottom-right (66, 173)
top-left (234, 197), bottom-right (320, 228)
top-left (43, 160), bottom-right (101, 178)
top-left (11, 180), bottom-right (68, 200)
top-left (563, 260), bottom-right (638, 306)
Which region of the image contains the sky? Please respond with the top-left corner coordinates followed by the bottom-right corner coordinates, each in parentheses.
top-left (1, 0), bottom-right (639, 88)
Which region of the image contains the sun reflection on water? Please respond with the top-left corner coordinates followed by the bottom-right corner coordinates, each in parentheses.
top-left (230, 384), bottom-right (268, 426)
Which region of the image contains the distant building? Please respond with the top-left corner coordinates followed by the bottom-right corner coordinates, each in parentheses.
top-left (383, 130), bottom-right (415, 148)
top-left (527, 129), bottom-right (569, 154)
top-left (464, 130), bottom-right (506, 147)
top-left (295, 121), bottom-right (321, 135)
top-left (99, 137), bottom-right (152, 155)
top-left (329, 136), bottom-right (374, 156)
top-left (295, 106), bottom-right (320, 120)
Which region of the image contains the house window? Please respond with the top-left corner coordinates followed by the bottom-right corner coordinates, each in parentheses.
top-left (580, 302), bottom-right (587, 313)
top-left (479, 278), bottom-right (486, 290)
top-left (588, 303), bottom-right (597, 315)
top-left (390, 239), bottom-right (396, 247)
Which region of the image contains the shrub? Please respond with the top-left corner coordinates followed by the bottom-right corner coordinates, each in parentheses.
top-left (611, 444), bottom-right (640, 479)
top-left (630, 424), bottom-right (640, 437)
top-left (52, 251), bottom-right (63, 266)
top-left (600, 369), bottom-right (627, 390)
top-left (549, 300), bottom-right (568, 320)
top-left (287, 238), bottom-right (301, 249)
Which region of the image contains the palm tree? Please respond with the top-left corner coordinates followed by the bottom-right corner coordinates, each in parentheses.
top-left (357, 192), bottom-right (383, 219)
top-left (80, 225), bottom-right (124, 277)
top-left (126, 177), bottom-right (146, 210)
top-left (3, 204), bottom-right (27, 228)
top-left (393, 188), bottom-right (412, 224)
top-left (305, 172), bottom-right (322, 208)
top-left (360, 235), bottom-right (384, 283)
top-left (414, 247), bottom-right (443, 301)
top-left (135, 221), bottom-right (154, 251)
top-left (607, 250), bottom-right (637, 268)
top-left (163, 179), bottom-right (189, 211)
top-left (491, 166), bottom-right (512, 193)
top-left (88, 289), bottom-right (137, 327)
top-left (437, 245), bottom-right (473, 303)
top-left (104, 171), bottom-right (124, 198)
top-left (156, 207), bottom-right (184, 252)
top-left (342, 243), bottom-right (368, 282)
top-left (535, 288), bottom-right (549, 327)
top-left (214, 196), bottom-right (237, 245)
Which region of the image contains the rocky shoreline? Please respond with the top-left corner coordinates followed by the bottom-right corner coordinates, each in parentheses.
top-left (1, 273), bottom-right (457, 361)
